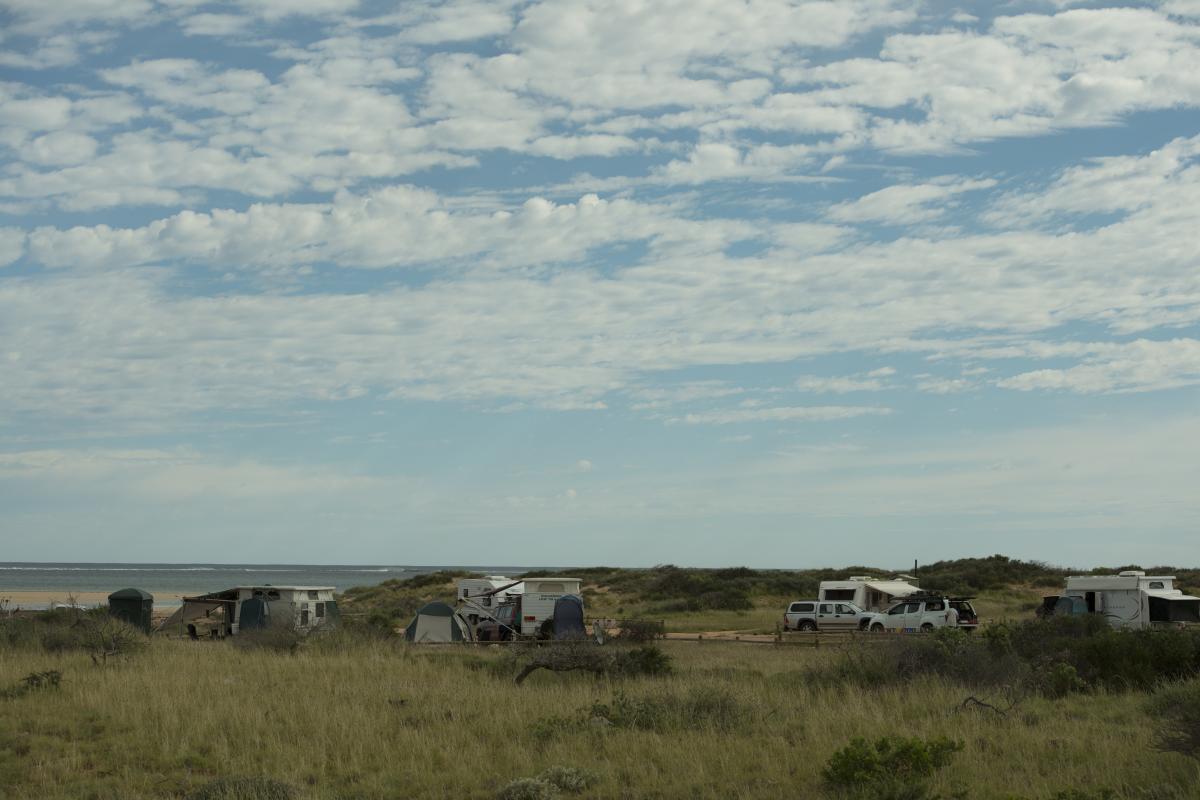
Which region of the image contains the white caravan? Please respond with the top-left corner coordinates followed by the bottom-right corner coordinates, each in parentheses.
top-left (1058, 571), bottom-right (1200, 630)
top-left (458, 576), bottom-right (583, 637)
top-left (818, 575), bottom-right (922, 612)
top-left (513, 577), bottom-right (583, 636)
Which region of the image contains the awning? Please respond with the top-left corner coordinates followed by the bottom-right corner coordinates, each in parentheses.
top-left (865, 581), bottom-right (920, 596)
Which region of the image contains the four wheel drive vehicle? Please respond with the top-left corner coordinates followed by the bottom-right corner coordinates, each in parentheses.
top-left (876, 595), bottom-right (979, 632)
top-left (783, 600), bottom-right (878, 632)
top-left (474, 602), bottom-right (519, 641)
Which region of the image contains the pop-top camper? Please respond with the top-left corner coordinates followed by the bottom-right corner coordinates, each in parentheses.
top-left (460, 576), bottom-right (583, 639)
top-left (1050, 572), bottom-right (1200, 629)
top-left (818, 576), bottom-right (921, 612)
top-left (170, 585), bottom-right (338, 636)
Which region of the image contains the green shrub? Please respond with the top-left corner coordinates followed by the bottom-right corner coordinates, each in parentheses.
top-left (1033, 662), bottom-right (1087, 699)
top-left (611, 645), bottom-right (673, 677)
top-left (538, 766), bottom-right (598, 793)
top-left (612, 618), bottom-right (663, 642)
top-left (823, 736), bottom-right (962, 797)
top-left (589, 687), bottom-right (747, 732)
top-left (496, 777), bottom-right (558, 800)
top-left (0, 670), bottom-right (62, 700)
top-left (186, 776), bottom-right (297, 800)
top-left (1148, 680), bottom-right (1200, 760)
top-left (229, 619), bottom-right (303, 654)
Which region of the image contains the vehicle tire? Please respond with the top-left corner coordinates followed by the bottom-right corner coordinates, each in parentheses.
top-left (870, 623), bottom-right (884, 633)
top-left (798, 620), bottom-right (817, 632)
top-left (920, 623), bottom-right (934, 632)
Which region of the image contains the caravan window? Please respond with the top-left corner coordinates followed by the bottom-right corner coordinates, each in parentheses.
top-left (308, 590), bottom-right (318, 600)
top-left (535, 582), bottom-right (564, 593)
top-left (823, 589), bottom-right (856, 601)
top-left (266, 590), bottom-right (280, 601)
top-left (315, 603), bottom-right (325, 618)
top-left (1148, 581), bottom-right (1165, 589)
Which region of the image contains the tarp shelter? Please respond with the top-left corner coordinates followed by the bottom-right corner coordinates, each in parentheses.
top-left (108, 588), bottom-right (153, 633)
top-left (405, 602), bottom-right (470, 643)
top-left (162, 589), bottom-right (239, 637)
top-left (552, 595), bottom-right (586, 639)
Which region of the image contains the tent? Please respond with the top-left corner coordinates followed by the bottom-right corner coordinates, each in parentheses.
top-left (404, 602), bottom-right (471, 643)
top-left (552, 595), bottom-right (586, 639)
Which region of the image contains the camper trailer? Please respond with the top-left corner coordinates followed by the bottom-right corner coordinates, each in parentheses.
top-left (172, 585), bottom-right (338, 636)
top-left (474, 576), bottom-right (585, 639)
top-left (818, 576), bottom-right (921, 612)
top-left (1051, 572), bottom-right (1200, 630)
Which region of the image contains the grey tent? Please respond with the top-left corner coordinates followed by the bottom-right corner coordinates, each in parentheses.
top-left (552, 595), bottom-right (586, 640)
top-left (404, 602), bottom-right (471, 643)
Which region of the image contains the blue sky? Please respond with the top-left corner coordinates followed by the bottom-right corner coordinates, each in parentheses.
top-left (1, 0), bottom-right (1198, 568)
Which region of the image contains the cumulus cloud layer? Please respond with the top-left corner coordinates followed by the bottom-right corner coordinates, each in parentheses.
top-left (2, 2), bottom-right (1200, 562)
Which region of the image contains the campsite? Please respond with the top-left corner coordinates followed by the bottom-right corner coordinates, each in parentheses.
top-left (2, 557), bottom-right (1200, 799)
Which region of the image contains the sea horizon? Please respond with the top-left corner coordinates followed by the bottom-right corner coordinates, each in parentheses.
top-left (0, 562), bottom-right (544, 608)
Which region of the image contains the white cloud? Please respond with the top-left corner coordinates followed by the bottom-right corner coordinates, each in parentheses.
top-left (26, 189), bottom-right (753, 271)
top-left (0, 229), bottom-right (26, 267)
top-left (672, 406), bottom-right (891, 424)
top-left (794, 375), bottom-right (888, 393)
top-left (827, 177), bottom-right (997, 225)
top-left (998, 339), bottom-right (1200, 394)
top-left (986, 134), bottom-right (1200, 226)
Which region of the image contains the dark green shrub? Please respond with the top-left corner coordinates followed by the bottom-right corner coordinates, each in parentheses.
top-left (611, 645), bottom-right (673, 677)
top-left (823, 736), bottom-right (962, 797)
top-left (612, 618), bottom-right (664, 642)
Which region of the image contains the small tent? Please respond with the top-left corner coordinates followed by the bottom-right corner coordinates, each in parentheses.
top-left (405, 602), bottom-right (471, 643)
top-left (552, 595), bottom-right (586, 639)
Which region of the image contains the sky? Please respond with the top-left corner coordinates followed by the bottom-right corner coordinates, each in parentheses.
top-left (1, 0), bottom-right (1198, 569)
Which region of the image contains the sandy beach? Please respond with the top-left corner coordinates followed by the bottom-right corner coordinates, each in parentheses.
top-left (1, 590), bottom-right (187, 609)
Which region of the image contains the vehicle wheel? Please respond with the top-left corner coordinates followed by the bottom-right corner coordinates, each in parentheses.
top-left (798, 620), bottom-right (817, 632)
top-left (920, 623), bottom-right (934, 632)
top-left (870, 623), bottom-right (884, 633)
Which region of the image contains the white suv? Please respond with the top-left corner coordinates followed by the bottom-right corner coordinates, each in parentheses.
top-left (783, 600), bottom-right (878, 632)
top-left (875, 595), bottom-right (978, 632)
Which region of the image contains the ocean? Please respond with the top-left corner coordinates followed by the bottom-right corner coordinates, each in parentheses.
top-left (0, 562), bottom-right (536, 607)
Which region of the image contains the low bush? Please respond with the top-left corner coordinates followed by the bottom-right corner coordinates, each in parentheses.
top-left (1148, 679), bottom-right (1200, 760)
top-left (0, 609), bottom-right (148, 659)
top-left (815, 617), bottom-right (1200, 698)
top-left (229, 620), bottom-right (304, 654)
top-left (0, 670), bottom-right (62, 700)
top-left (496, 778), bottom-right (557, 800)
top-left (611, 645), bottom-right (673, 677)
top-left (612, 617), bottom-right (664, 642)
top-left (538, 766), bottom-right (598, 793)
top-left (589, 687), bottom-right (748, 732)
top-left (186, 776), bottom-right (297, 800)
top-left (512, 642), bottom-right (673, 685)
top-left (822, 736), bottom-right (962, 798)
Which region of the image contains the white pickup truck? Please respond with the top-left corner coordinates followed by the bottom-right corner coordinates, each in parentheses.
top-left (782, 600), bottom-right (877, 632)
top-left (875, 595), bottom-right (979, 632)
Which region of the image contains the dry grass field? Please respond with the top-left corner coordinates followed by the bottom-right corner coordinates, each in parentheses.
top-left (2, 630), bottom-right (1198, 800)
